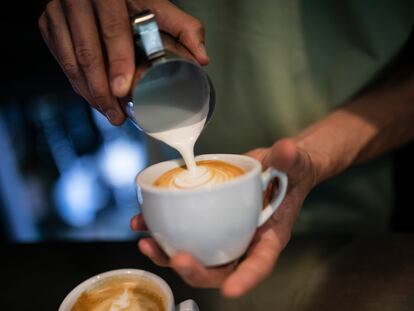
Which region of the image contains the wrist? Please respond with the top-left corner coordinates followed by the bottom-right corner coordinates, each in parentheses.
top-left (293, 108), bottom-right (372, 184)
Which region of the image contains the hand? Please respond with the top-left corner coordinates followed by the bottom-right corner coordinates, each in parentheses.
top-left (39, 0), bottom-right (209, 125)
top-left (130, 138), bottom-right (322, 297)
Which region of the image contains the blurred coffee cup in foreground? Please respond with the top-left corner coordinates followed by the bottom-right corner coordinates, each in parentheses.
top-left (59, 269), bottom-right (199, 311)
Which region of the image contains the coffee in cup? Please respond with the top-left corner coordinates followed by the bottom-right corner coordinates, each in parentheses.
top-left (153, 160), bottom-right (245, 190)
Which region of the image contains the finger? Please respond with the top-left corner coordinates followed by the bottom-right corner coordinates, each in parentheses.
top-left (170, 252), bottom-right (235, 288)
top-left (221, 233), bottom-right (281, 297)
top-left (39, 11), bottom-right (55, 54)
top-left (95, 0), bottom-right (134, 97)
top-left (130, 215), bottom-right (139, 231)
top-left (41, 7), bottom-right (81, 96)
top-left (264, 139), bottom-right (299, 172)
top-left (138, 238), bottom-right (170, 267)
top-left (130, 214), bottom-right (148, 231)
top-left (64, 0), bottom-right (125, 125)
top-left (158, 2), bottom-right (209, 65)
top-left (128, 1), bottom-right (209, 65)
top-left (44, 1), bottom-right (97, 107)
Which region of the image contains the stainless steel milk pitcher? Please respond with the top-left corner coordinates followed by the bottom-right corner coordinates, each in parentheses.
top-left (126, 10), bottom-right (215, 134)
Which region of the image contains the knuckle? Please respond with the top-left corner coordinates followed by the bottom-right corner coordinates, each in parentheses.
top-left (101, 18), bottom-right (127, 41)
top-left (38, 14), bottom-right (46, 32)
top-left (45, 1), bottom-right (53, 12)
top-left (180, 18), bottom-right (205, 44)
top-left (63, 0), bottom-right (76, 10)
top-left (75, 46), bottom-right (99, 69)
top-left (109, 56), bottom-right (129, 70)
top-left (61, 60), bottom-right (79, 79)
top-left (91, 90), bottom-right (107, 102)
top-left (89, 86), bottom-right (108, 103)
top-left (182, 277), bottom-right (200, 288)
top-left (46, 0), bottom-right (58, 14)
top-left (191, 19), bottom-right (204, 34)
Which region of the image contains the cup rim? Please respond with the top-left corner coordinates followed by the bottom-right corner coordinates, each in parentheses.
top-left (58, 268), bottom-right (173, 311)
top-left (136, 154), bottom-right (262, 195)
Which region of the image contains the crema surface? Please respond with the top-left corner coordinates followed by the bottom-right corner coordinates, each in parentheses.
top-left (71, 276), bottom-right (166, 311)
top-left (154, 160), bottom-right (244, 190)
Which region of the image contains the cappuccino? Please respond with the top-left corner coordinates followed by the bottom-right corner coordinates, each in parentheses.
top-left (71, 275), bottom-right (166, 311)
top-left (154, 160), bottom-right (244, 190)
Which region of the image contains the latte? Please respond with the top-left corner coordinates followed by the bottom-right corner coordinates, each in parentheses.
top-left (71, 275), bottom-right (166, 311)
top-left (154, 160), bottom-right (245, 190)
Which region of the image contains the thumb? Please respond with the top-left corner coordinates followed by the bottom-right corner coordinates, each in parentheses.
top-left (154, 2), bottom-right (210, 65)
top-left (264, 138), bottom-right (312, 180)
top-left (265, 138), bottom-right (318, 189)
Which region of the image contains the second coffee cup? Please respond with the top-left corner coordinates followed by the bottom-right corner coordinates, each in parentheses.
top-left (136, 154), bottom-right (288, 266)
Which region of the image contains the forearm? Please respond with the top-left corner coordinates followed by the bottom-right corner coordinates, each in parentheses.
top-left (295, 74), bottom-right (414, 184)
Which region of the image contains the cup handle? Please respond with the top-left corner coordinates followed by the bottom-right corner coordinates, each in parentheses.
top-left (257, 168), bottom-right (288, 227)
top-left (176, 299), bottom-right (199, 311)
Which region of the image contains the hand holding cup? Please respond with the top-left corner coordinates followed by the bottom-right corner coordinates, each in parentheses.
top-left (132, 139), bottom-right (320, 297)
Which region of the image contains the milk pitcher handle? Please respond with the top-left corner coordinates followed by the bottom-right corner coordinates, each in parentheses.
top-left (131, 11), bottom-right (165, 61)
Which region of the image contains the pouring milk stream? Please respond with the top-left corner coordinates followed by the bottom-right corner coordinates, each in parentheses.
top-left (148, 107), bottom-right (211, 189)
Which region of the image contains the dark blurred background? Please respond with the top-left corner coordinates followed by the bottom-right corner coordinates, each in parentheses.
top-left (0, 1), bottom-right (150, 242)
top-left (0, 2), bottom-right (413, 243)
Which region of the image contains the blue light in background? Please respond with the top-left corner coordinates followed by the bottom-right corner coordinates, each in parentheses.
top-left (53, 109), bottom-right (148, 229)
top-left (54, 157), bottom-right (108, 227)
top-left (99, 138), bottom-right (147, 188)
top-left (1, 96), bottom-right (149, 240)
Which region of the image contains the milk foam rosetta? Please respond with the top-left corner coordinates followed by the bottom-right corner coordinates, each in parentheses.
top-left (71, 276), bottom-right (166, 311)
top-left (154, 160), bottom-right (245, 190)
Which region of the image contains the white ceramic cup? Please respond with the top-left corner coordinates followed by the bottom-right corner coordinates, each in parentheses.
top-left (59, 268), bottom-right (199, 311)
top-left (136, 154), bottom-right (288, 266)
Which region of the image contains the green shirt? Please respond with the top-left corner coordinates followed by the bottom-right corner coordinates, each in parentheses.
top-left (151, 0), bottom-right (414, 233)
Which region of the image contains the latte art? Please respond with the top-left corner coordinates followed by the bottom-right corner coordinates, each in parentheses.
top-left (71, 276), bottom-right (166, 311)
top-left (154, 160), bottom-right (245, 189)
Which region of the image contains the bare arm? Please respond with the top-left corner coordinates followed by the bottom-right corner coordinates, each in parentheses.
top-left (297, 67), bottom-right (414, 184)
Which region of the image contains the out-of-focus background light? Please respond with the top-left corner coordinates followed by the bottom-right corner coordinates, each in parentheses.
top-left (54, 157), bottom-right (108, 227)
top-left (0, 91), bottom-right (150, 241)
top-left (99, 137), bottom-right (147, 188)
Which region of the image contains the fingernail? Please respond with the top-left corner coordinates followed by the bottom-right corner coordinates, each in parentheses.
top-left (112, 75), bottom-right (128, 95)
top-left (177, 267), bottom-right (192, 277)
top-left (105, 109), bottom-right (118, 123)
